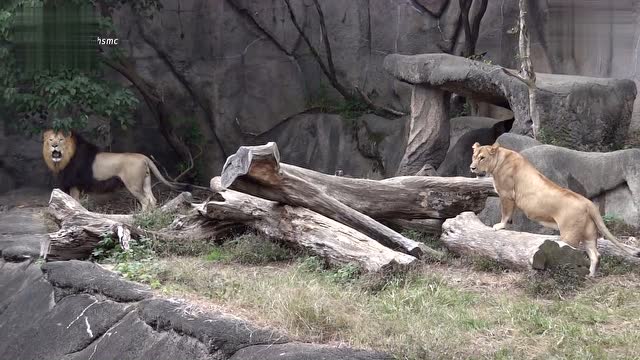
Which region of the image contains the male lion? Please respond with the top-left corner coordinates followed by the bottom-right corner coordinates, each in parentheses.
top-left (470, 142), bottom-right (639, 276)
top-left (42, 129), bottom-right (189, 211)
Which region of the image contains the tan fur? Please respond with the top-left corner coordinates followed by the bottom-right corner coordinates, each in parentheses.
top-left (470, 142), bottom-right (638, 277)
top-left (42, 129), bottom-right (75, 174)
top-left (42, 130), bottom-right (182, 211)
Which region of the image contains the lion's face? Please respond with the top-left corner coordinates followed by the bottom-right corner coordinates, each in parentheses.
top-left (470, 142), bottom-right (499, 176)
top-left (44, 130), bottom-right (66, 162)
top-left (42, 129), bottom-right (75, 173)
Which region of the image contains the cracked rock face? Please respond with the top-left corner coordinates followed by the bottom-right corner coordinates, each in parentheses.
top-left (0, 257), bottom-right (392, 360)
top-left (0, 207), bottom-right (391, 360)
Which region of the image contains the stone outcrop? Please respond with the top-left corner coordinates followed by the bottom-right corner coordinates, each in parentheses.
top-left (384, 53), bottom-right (636, 151)
top-left (0, 204), bottom-right (391, 360)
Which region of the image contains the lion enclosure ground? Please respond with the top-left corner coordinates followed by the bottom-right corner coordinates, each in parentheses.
top-left (83, 193), bottom-right (640, 360)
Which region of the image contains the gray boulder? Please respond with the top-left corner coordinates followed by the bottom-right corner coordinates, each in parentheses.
top-left (479, 145), bottom-right (640, 232)
top-left (384, 53), bottom-right (636, 151)
top-left (494, 133), bottom-right (542, 153)
top-left (437, 119), bottom-right (514, 177)
top-left (448, 116), bottom-right (505, 152)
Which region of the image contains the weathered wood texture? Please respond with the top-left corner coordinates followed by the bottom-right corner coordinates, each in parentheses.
top-left (222, 145), bottom-right (495, 221)
top-left (219, 142), bottom-right (455, 258)
top-left (45, 188), bottom-right (416, 272)
top-left (441, 212), bottom-right (640, 273)
top-left (201, 181), bottom-right (417, 272)
top-left (44, 189), bottom-right (143, 260)
top-left (442, 212), bottom-right (590, 274)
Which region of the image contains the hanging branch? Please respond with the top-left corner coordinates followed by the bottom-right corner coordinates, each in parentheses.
top-left (501, 0), bottom-right (538, 138)
top-left (283, 0), bottom-right (405, 118)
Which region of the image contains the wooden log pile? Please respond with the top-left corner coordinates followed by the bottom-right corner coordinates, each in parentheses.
top-left (43, 142), bottom-right (640, 275)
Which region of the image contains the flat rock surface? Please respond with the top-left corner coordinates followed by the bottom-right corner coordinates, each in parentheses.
top-left (384, 53), bottom-right (636, 151)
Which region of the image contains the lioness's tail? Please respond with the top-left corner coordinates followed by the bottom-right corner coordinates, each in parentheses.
top-left (144, 157), bottom-right (192, 192)
top-left (587, 204), bottom-right (640, 257)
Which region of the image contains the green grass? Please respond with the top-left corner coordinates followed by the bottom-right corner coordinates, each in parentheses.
top-left (133, 208), bottom-right (175, 231)
top-left (108, 228), bottom-right (640, 359)
top-left (204, 233), bottom-right (296, 265)
top-left (138, 257), bottom-right (640, 360)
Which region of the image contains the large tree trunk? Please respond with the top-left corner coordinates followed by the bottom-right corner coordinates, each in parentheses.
top-left (396, 85), bottom-right (450, 176)
top-left (220, 143), bottom-right (494, 221)
top-left (219, 143), bottom-right (454, 259)
top-left (44, 189), bottom-right (416, 272)
top-left (43, 190), bottom-right (145, 261)
top-left (441, 212), bottom-right (640, 274)
top-left (201, 181), bottom-right (417, 272)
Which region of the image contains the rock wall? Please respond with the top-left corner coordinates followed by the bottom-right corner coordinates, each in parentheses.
top-left (4, 0), bottom-right (640, 191)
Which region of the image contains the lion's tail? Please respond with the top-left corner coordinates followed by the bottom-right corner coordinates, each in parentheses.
top-left (587, 203), bottom-right (640, 257)
top-left (144, 157), bottom-right (192, 192)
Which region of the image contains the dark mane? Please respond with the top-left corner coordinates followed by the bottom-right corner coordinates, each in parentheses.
top-left (56, 132), bottom-right (123, 193)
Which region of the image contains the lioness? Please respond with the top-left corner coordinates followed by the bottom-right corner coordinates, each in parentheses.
top-left (43, 129), bottom-right (189, 211)
top-left (470, 142), bottom-right (639, 276)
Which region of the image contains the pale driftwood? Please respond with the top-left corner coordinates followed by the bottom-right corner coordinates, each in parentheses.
top-left (282, 165), bottom-right (496, 219)
top-left (219, 143), bottom-right (448, 259)
top-left (441, 212), bottom-right (640, 273)
top-left (222, 146), bottom-right (497, 220)
top-left (441, 212), bottom-right (590, 274)
top-left (199, 180), bottom-right (417, 272)
top-left (396, 85), bottom-right (449, 176)
top-left (45, 188), bottom-right (415, 272)
top-left (44, 189), bottom-right (144, 260)
top-left (386, 219), bottom-right (444, 236)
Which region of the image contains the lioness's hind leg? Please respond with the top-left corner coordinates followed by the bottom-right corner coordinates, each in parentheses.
top-left (142, 173), bottom-right (157, 210)
top-left (585, 239), bottom-right (601, 277)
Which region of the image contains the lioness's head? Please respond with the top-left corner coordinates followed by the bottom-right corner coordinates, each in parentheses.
top-left (42, 129), bottom-right (76, 173)
top-left (470, 142), bottom-right (500, 176)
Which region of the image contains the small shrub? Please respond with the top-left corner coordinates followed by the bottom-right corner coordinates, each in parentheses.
top-left (298, 256), bottom-right (327, 272)
top-left (205, 233), bottom-right (296, 265)
top-left (328, 263), bottom-right (362, 284)
top-left (133, 208), bottom-right (175, 231)
top-left (470, 256), bottom-right (510, 273)
top-left (114, 260), bottom-right (162, 289)
top-left (602, 214), bottom-right (639, 237)
top-left (519, 265), bottom-right (586, 299)
top-left (599, 256), bottom-right (637, 276)
top-left (91, 234), bottom-right (156, 264)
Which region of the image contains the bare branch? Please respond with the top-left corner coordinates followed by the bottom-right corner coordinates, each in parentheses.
top-left (283, 0), bottom-right (404, 118)
top-left (355, 86), bottom-right (406, 116)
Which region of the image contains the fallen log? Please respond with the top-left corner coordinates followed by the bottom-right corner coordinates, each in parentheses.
top-left (441, 212), bottom-right (640, 274)
top-left (222, 143), bottom-right (495, 220)
top-left (44, 189), bottom-right (416, 272)
top-left (200, 180), bottom-right (417, 272)
top-left (441, 212), bottom-right (589, 274)
top-left (43, 189), bottom-right (144, 260)
top-left (218, 142), bottom-right (447, 258)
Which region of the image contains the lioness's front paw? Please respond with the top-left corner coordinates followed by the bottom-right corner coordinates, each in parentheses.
top-left (492, 223), bottom-right (506, 231)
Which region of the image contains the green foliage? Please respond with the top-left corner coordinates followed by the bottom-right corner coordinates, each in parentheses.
top-left (91, 233), bottom-right (155, 264)
top-left (306, 83), bottom-right (369, 120)
top-left (133, 208), bottom-right (175, 231)
top-left (205, 233), bottom-right (296, 265)
top-left (470, 256), bottom-right (510, 273)
top-left (602, 214), bottom-right (639, 237)
top-left (174, 116), bottom-right (204, 147)
top-left (599, 256), bottom-right (638, 276)
top-left (0, 1), bottom-right (150, 134)
top-left (519, 266), bottom-right (586, 299)
top-left (114, 260), bottom-right (161, 288)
